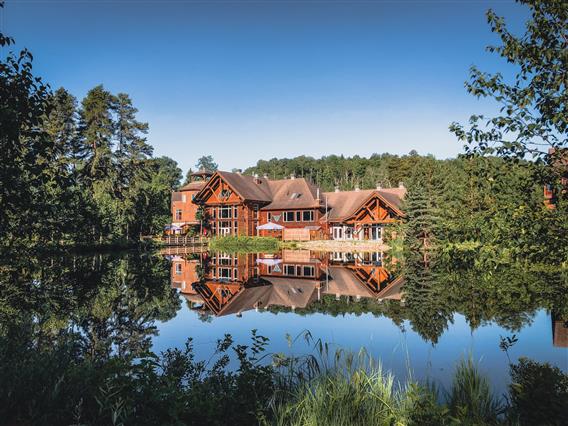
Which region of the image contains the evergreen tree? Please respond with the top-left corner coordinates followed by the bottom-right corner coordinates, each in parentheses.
top-left (77, 85), bottom-right (114, 182)
top-left (195, 155), bottom-right (218, 172)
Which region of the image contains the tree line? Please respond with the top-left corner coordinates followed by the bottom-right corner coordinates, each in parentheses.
top-left (1, 26), bottom-right (182, 248)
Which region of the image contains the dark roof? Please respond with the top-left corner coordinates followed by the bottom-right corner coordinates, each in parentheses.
top-left (263, 178), bottom-right (321, 210)
top-left (322, 187), bottom-right (406, 221)
top-left (216, 171), bottom-right (273, 202)
top-left (194, 171), bottom-right (405, 217)
top-left (179, 181), bottom-right (206, 191)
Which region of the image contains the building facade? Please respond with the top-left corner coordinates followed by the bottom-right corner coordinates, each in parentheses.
top-left (171, 170), bottom-right (406, 241)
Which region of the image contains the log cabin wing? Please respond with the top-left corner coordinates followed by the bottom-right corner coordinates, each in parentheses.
top-left (187, 170), bottom-right (406, 240)
top-left (321, 187), bottom-right (406, 241)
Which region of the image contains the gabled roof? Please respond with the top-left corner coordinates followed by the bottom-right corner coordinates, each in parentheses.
top-left (194, 171), bottom-right (273, 203)
top-left (263, 178), bottom-right (322, 210)
top-left (195, 171), bottom-right (322, 208)
top-left (179, 181), bottom-right (206, 191)
top-left (321, 187), bottom-right (405, 222)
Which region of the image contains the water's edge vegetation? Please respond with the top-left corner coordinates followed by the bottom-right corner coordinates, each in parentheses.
top-left (1, 329), bottom-right (566, 426)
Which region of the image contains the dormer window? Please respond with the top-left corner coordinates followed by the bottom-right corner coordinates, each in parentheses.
top-left (290, 192), bottom-right (301, 199)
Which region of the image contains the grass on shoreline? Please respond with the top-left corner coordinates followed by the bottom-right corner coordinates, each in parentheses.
top-left (209, 236), bottom-right (281, 253)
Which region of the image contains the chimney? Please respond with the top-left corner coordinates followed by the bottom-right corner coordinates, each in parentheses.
top-left (290, 173), bottom-right (295, 180)
top-left (235, 169), bottom-right (241, 175)
top-left (253, 173), bottom-right (261, 184)
top-left (355, 186), bottom-right (360, 192)
top-left (263, 173), bottom-right (269, 179)
top-left (399, 181), bottom-right (405, 189)
top-left (334, 186), bottom-right (340, 193)
top-left (316, 188), bottom-right (320, 201)
top-left (376, 183), bottom-right (382, 190)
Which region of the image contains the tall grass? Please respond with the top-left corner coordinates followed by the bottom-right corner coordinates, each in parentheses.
top-left (446, 357), bottom-right (503, 425)
top-left (208, 236), bottom-right (280, 253)
top-left (268, 332), bottom-right (504, 426)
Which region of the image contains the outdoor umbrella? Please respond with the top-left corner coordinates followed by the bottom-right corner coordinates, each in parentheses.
top-left (256, 222), bottom-right (285, 230)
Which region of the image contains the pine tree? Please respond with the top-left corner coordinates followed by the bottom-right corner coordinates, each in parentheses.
top-left (77, 85), bottom-right (114, 182)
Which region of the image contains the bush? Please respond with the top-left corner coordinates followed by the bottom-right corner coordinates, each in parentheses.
top-left (508, 357), bottom-right (568, 426)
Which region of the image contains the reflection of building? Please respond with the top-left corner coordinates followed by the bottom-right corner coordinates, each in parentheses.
top-left (170, 256), bottom-right (200, 295)
top-left (552, 314), bottom-right (568, 348)
top-left (170, 250), bottom-right (404, 317)
top-left (183, 170), bottom-right (405, 240)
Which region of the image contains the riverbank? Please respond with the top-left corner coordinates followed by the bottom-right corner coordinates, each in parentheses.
top-left (208, 236), bottom-right (390, 253)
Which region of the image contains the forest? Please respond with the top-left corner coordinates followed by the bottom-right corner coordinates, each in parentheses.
top-left (1, 33), bottom-right (182, 248)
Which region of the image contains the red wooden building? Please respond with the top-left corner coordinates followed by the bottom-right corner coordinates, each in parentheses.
top-left (169, 169), bottom-right (212, 233)
top-left (170, 170), bottom-right (406, 241)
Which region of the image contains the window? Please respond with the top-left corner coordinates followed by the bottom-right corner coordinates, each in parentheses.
top-left (253, 204), bottom-right (259, 219)
top-left (302, 210), bottom-right (314, 222)
top-left (220, 189), bottom-right (231, 199)
top-left (219, 206), bottom-right (232, 219)
top-left (284, 265), bottom-right (296, 275)
top-left (290, 192), bottom-right (301, 199)
top-left (303, 266), bottom-right (315, 277)
top-left (267, 212), bottom-right (272, 221)
top-left (296, 211), bottom-right (301, 221)
top-left (218, 268), bottom-right (232, 280)
top-left (175, 209), bottom-right (182, 220)
top-left (233, 206), bottom-right (238, 219)
top-left (182, 194), bottom-right (187, 202)
top-left (284, 211), bottom-right (295, 222)
top-left (175, 263), bottom-right (182, 275)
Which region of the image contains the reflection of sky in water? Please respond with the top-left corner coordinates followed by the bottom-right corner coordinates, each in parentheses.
top-left (154, 301), bottom-right (567, 394)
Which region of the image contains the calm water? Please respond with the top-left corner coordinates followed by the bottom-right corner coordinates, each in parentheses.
top-left (157, 249), bottom-right (567, 393)
top-left (2, 249), bottom-right (566, 394)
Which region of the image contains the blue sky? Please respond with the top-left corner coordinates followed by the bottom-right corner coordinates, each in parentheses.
top-left (3, 0), bottom-right (527, 173)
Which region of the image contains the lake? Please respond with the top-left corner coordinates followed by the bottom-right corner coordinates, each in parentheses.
top-left (1, 248), bottom-right (566, 395)
top-left (158, 248), bottom-right (567, 393)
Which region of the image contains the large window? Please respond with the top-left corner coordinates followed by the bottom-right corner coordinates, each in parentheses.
top-left (218, 206), bottom-right (232, 219)
top-left (284, 211), bottom-right (295, 222)
top-left (218, 268), bottom-right (232, 280)
top-left (303, 266), bottom-right (315, 277)
top-left (284, 265), bottom-right (296, 275)
top-left (302, 210), bottom-right (314, 222)
top-left (175, 209), bottom-right (182, 220)
top-left (295, 211), bottom-right (301, 221)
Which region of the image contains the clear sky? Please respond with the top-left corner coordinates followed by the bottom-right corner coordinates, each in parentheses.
top-left (2, 0), bottom-right (527, 173)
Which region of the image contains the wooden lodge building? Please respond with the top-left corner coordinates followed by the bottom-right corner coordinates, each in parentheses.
top-left (170, 170), bottom-right (406, 241)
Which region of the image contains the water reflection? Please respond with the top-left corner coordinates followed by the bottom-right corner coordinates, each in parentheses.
top-left (164, 248), bottom-right (568, 359)
top-left (168, 250), bottom-right (404, 317)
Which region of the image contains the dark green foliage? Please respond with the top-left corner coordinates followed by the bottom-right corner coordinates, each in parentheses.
top-left (450, 0), bottom-right (567, 166)
top-left (195, 155), bottom-right (218, 172)
top-left (0, 23), bottom-right (182, 247)
top-left (508, 358), bottom-right (568, 426)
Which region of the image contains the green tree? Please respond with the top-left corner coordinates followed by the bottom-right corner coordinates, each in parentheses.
top-left (450, 0), bottom-right (567, 167)
top-left (0, 15), bottom-right (52, 246)
top-left (77, 85), bottom-right (114, 182)
top-left (195, 155), bottom-right (218, 172)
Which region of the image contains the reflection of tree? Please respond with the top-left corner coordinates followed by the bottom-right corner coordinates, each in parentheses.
top-left (0, 251), bottom-right (179, 361)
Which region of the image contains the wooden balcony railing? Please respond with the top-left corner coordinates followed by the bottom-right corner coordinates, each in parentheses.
top-left (160, 235), bottom-right (209, 246)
